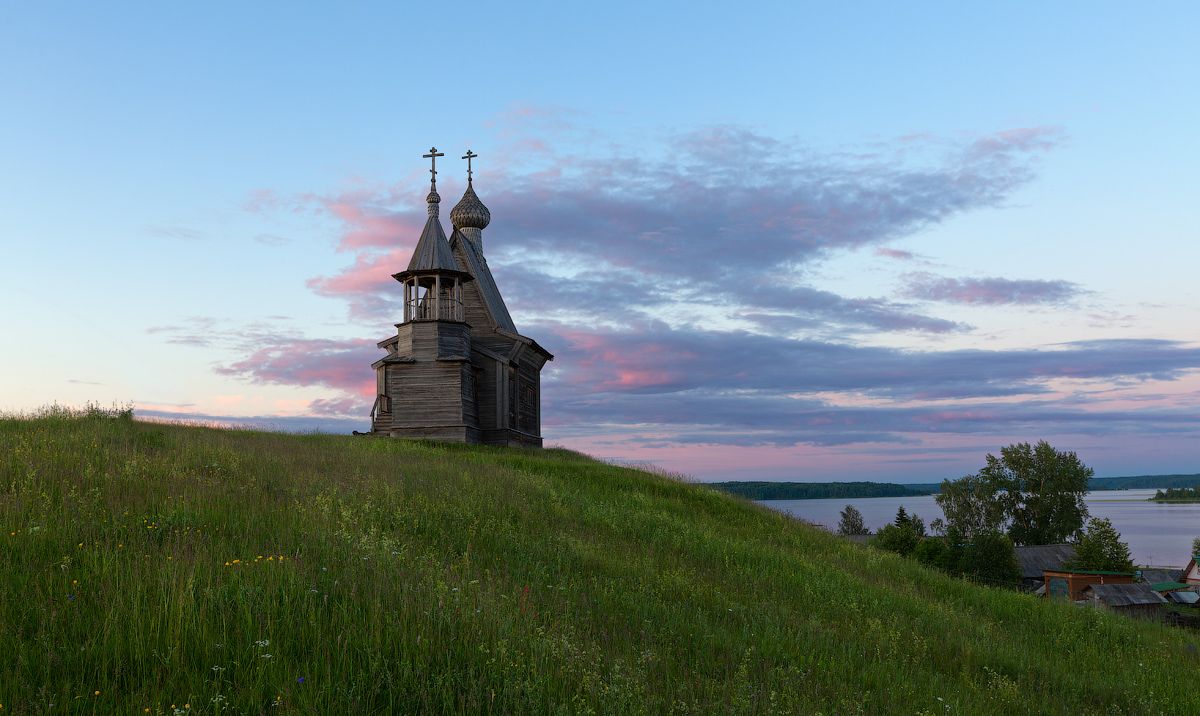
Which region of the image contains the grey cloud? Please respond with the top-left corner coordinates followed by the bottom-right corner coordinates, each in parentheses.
top-left (902, 272), bottom-right (1081, 306)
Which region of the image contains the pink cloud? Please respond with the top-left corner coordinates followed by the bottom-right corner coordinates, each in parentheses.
top-left (320, 197), bottom-right (424, 252)
top-left (216, 338), bottom-right (376, 397)
top-left (307, 249), bottom-right (408, 298)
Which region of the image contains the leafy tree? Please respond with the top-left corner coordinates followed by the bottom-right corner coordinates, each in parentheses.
top-left (961, 531), bottom-right (1021, 588)
top-left (871, 523), bottom-right (922, 557)
top-left (1067, 518), bottom-right (1134, 573)
top-left (873, 507), bottom-right (926, 556)
top-left (912, 536), bottom-right (949, 568)
top-left (908, 513), bottom-right (927, 538)
top-left (935, 471), bottom-right (1008, 539)
top-left (1193, 536), bottom-right (1200, 556)
top-left (836, 505), bottom-right (869, 536)
top-left (936, 441), bottom-right (1091, 545)
top-left (988, 441), bottom-right (1091, 545)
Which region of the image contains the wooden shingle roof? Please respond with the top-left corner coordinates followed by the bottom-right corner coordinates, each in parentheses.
top-left (450, 229), bottom-right (516, 332)
top-left (1085, 583), bottom-right (1167, 607)
top-left (1014, 544), bottom-right (1077, 580)
top-left (396, 214), bottom-right (469, 280)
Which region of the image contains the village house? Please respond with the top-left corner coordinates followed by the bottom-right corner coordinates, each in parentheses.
top-left (1014, 544), bottom-right (1076, 592)
top-left (1041, 569), bottom-right (1135, 601)
top-left (368, 148), bottom-right (553, 446)
top-left (1083, 583), bottom-right (1167, 619)
top-left (1182, 555), bottom-right (1200, 585)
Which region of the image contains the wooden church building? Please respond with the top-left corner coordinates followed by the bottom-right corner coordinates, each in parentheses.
top-left (369, 148), bottom-right (552, 446)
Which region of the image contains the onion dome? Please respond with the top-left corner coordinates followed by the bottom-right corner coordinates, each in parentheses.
top-left (450, 182), bottom-right (491, 230)
top-left (426, 188), bottom-right (441, 217)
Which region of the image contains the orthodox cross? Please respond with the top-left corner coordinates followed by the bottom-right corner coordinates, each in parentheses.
top-left (462, 149), bottom-right (478, 183)
top-left (423, 147), bottom-right (445, 187)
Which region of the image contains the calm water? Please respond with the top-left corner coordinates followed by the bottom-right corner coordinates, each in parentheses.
top-left (761, 489), bottom-right (1200, 567)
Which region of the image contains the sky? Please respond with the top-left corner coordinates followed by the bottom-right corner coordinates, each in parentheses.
top-left (2, 3), bottom-right (1198, 483)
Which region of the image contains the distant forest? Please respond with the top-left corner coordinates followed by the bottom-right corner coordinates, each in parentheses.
top-left (1090, 473), bottom-right (1200, 491)
top-left (709, 481), bottom-right (937, 500)
top-left (709, 473), bottom-right (1200, 501)
top-left (1149, 486), bottom-right (1200, 502)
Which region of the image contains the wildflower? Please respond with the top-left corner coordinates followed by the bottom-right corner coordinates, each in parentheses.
top-left (145, 709), bottom-right (151, 713)
top-left (185, 704), bottom-right (190, 709)
top-left (94, 690), bottom-right (100, 696)
top-left (297, 676), bottom-right (305, 683)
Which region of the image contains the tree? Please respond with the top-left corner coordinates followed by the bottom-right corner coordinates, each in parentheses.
top-left (936, 441), bottom-right (1091, 545)
top-left (873, 507), bottom-right (925, 556)
top-left (908, 512), bottom-right (927, 538)
top-left (837, 505), bottom-right (869, 536)
top-left (912, 536), bottom-right (949, 569)
top-left (935, 471), bottom-right (1008, 539)
top-left (961, 531), bottom-right (1021, 587)
top-left (1193, 536), bottom-right (1200, 556)
top-left (1067, 518), bottom-right (1134, 573)
top-left (871, 523), bottom-right (922, 557)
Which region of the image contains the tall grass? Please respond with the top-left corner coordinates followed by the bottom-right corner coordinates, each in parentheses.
top-left (1, 408), bottom-right (1196, 714)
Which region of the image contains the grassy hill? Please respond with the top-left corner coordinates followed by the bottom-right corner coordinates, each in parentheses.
top-left (2, 408), bottom-right (1198, 714)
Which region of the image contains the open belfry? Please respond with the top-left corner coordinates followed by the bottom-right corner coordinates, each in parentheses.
top-left (369, 148), bottom-right (553, 446)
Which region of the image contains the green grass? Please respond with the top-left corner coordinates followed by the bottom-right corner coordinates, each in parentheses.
top-left (2, 407), bottom-right (1198, 714)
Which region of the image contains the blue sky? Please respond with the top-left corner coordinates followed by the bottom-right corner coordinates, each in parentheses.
top-left (2, 3), bottom-right (1198, 482)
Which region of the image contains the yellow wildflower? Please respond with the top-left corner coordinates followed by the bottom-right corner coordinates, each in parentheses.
top-left (94, 690), bottom-right (100, 696)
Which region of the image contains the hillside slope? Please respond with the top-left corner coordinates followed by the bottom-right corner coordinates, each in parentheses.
top-left (1, 410), bottom-right (1196, 714)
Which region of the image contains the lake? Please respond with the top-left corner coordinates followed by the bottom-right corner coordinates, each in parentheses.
top-left (761, 489), bottom-right (1199, 567)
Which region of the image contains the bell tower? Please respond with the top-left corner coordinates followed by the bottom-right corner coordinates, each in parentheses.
top-left (370, 148), bottom-right (480, 441)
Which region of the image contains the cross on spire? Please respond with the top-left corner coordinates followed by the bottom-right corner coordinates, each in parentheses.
top-left (423, 146), bottom-right (445, 188)
top-left (462, 150), bottom-right (478, 184)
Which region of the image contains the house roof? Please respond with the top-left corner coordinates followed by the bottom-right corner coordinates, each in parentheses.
top-left (1015, 544), bottom-right (1077, 579)
top-left (1085, 583), bottom-right (1167, 607)
top-left (1169, 591), bottom-right (1199, 605)
top-left (1139, 568), bottom-right (1185, 585)
top-left (1149, 581), bottom-right (1192, 592)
